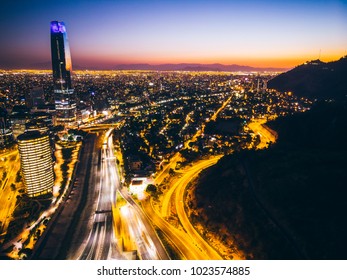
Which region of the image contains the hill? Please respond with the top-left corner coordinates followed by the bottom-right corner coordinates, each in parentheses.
top-left (190, 101), bottom-right (347, 259)
top-left (267, 56), bottom-right (347, 100)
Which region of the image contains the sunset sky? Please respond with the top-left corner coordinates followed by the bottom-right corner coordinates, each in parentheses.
top-left (1, 0), bottom-right (346, 69)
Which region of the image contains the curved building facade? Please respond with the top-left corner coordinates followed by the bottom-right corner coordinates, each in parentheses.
top-left (17, 131), bottom-right (54, 197)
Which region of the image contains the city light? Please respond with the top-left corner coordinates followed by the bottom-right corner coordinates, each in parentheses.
top-left (0, 2), bottom-right (344, 266)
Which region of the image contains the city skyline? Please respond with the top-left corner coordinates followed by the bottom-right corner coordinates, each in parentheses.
top-left (1, 40), bottom-right (346, 260)
top-left (1, 0), bottom-right (347, 69)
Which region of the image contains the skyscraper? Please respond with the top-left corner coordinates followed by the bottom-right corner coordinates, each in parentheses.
top-left (50, 21), bottom-right (76, 125)
top-left (26, 86), bottom-right (45, 109)
top-left (0, 108), bottom-right (12, 146)
top-left (17, 130), bottom-right (54, 197)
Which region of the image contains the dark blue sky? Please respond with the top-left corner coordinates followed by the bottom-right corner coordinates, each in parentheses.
top-left (1, 0), bottom-right (347, 69)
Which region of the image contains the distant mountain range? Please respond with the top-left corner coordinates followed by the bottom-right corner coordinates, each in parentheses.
top-left (268, 56), bottom-right (347, 100)
top-left (113, 63), bottom-right (287, 72)
top-left (28, 62), bottom-right (287, 72)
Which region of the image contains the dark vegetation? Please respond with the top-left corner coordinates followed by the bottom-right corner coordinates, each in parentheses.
top-left (58, 145), bottom-right (74, 197)
top-left (193, 101), bottom-right (347, 259)
top-left (204, 117), bottom-right (243, 136)
top-left (3, 194), bottom-right (51, 246)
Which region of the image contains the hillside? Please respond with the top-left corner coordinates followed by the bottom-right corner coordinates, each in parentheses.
top-left (190, 101), bottom-right (347, 259)
top-left (267, 56), bottom-right (347, 100)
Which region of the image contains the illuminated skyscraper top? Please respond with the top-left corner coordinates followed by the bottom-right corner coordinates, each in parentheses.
top-left (50, 21), bottom-right (76, 125)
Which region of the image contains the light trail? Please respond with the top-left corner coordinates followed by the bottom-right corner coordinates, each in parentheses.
top-left (145, 92), bottom-right (236, 259)
top-left (78, 128), bottom-right (118, 260)
top-left (248, 119), bottom-right (277, 149)
top-left (149, 157), bottom-right (224, 259)
top-left (174, 158), bottom-right (223, 260)
top-left (142, 198), bottom-right (204, 259)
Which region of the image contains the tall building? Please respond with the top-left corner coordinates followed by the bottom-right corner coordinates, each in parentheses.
top-left (17, 131), bottom-right (54, 198)
top-left (50, 21), bottom-right (76, 125)
top-left (0, 108), bottom-right (13, 146)
top-left (26, 86), bottom-right (45, 109)
top-left (10, 105), bottom-right (30, 139)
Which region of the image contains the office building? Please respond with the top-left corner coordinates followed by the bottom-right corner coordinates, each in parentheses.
top-left (50, 21), bottom-right (76, 125)
top-left (26, 86), bottom-right (45, 108)
top-left (17, 131), bottom-right (54, 197)
top-left (10, 105), bottom-right (30, 139)
top-left (0, 108), bottom-right (13, 146)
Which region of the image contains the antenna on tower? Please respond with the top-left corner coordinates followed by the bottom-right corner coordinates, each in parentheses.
top-left (318, 49), bottom-right (321, 60)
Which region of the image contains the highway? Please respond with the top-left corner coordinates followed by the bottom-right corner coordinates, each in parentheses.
top-left (117, 187), bottom-right (169, 260)
top-left (103, 128), bottom-right (168, 259)
top-left (143, 92), bottom-right (235, 259)
top-left (174, 157), bottom-right (223, 259)
top-left (154, 153), bottom-right (182, 185)
top-left (248, 119), bottom-right (277, 149)
top-left (118, 203), bottom-right (161, 259)
top-left (143, 157), bottom-right (223, 260)
top-left (77, 128), bottom-right (168, 260)
top-left (161, 157), bottom-right (221, 218)
top-left (78, 129), bottom-right (118, 259)
top-left (2, 92), bottom-right (235, 259)
top-left (105, 130), bottom-right (166, 260)
top-left (142, 198), bottom-right (205, 259)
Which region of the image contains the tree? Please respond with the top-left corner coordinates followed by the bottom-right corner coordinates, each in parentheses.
top-left (146, 184), bottom-right (157, 194)
top-left (254, 134), bottom-right (261, 147)
top-left (16, 171), bottom-right (22, 183)
top-left (18, 248), bottom-right (33, 259)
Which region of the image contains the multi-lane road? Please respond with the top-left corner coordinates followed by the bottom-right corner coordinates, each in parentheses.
top-left (77, 130), bottom-right (117, 259)
top-left (76, 128), bottom-right (168, 260)
top-left (248, 119), bottom-right (277, 149)
top-left (2, 91), bottom-right (237, 259)
top-left (141, 92), bottom-right (236, 259)
top-left (143, 157), bottom-right (223, 260)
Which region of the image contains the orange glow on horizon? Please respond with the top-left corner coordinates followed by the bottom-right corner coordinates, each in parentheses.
top-left (73, 49), bottom-right (346, 70)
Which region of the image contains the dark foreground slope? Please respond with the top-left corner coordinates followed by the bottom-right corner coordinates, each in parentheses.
top-left (192, 101), bottom-right (347, 259)
top-left (268, 56), bottom-right (347, 100)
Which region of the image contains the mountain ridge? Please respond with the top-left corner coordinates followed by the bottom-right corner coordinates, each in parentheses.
top-left (268, 56), bottom-right (347, 100)
top-left (23, 62), bottom-right (288, 72)
top-left (113, 63), bottom-right (287, 72)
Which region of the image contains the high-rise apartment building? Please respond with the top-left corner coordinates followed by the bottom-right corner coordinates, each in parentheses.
top-left (26, 86), bottom-right (45, 108)
top-left (17, 130), bottom-right (54, 197)
top-left (50, 21), bottom-right (76, 125)
top-left (0, 108), bottom-right (12, 146)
